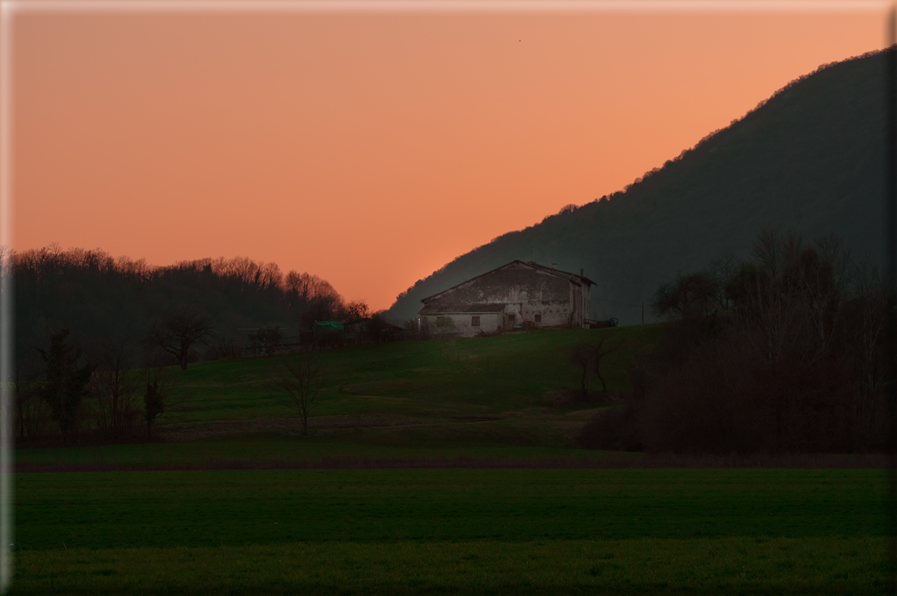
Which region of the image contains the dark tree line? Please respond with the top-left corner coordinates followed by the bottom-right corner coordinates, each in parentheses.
top-left (12, 244), bottom-right (348, 371)
top-left (5, 244), bottom-right (354, 444)
top-left (580, 231), bottom-right (890, 454)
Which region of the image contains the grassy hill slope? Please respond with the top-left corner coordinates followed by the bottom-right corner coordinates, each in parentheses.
top-left (18, 326), bottom-right (661, 467)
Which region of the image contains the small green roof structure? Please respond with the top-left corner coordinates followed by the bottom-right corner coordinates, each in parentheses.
top-left (314, 321), bottom-right (344, 331)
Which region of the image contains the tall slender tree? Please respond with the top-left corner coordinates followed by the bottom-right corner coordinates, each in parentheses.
top-left (37, 330), bottom-right (94, 441)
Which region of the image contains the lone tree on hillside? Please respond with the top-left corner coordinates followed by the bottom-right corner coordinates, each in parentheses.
top-left (571, 338), bottom-right (614, 397)
top-left (652, 272), bottom-right (719, 321)
top-left (37, 329), bottom-right (94, 441)
top-left (142, 361), bottom-right (179, 441)
top-left (145, 310), bottom-right (212, 371)
top-left (274, 347), bottom-right (325, 437)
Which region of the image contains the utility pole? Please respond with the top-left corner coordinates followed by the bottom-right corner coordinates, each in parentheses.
top-left (641, 302), bottom-right (644, 325)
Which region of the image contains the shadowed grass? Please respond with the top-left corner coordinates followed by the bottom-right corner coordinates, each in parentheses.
top-left (16, 469), bottom-right (886, 552)
top-left (13, 325), bottom-right (891, 593)
top-left (160, 325), bottom-right (662, 426)
top-left (15, 438), bottom-right (638, 469)
top-left (12, 537), bottom-right (887, 595)
top-left (18, 326), bottom-right (663, 463)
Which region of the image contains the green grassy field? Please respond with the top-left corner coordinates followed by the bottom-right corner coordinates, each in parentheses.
top-left (19, 326), bottom-right (661, 467)
top-left (166, 326), bottom-right (658, 421)
top-left (168, 326), bottom-right (655, 423)
top-left (15, 538), bottom-right (887, 595)
top-left (16, 437), bottom-right (638, 468)
top-left (13, 325), bottom-right (893, 593)
top-left (12, 468), bottom-right (889, 594)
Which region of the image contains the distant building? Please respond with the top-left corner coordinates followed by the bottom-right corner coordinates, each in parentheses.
top-left (418, 260), bottom-right (595, 337)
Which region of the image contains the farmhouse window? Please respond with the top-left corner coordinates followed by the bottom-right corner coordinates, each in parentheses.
top-left (471, 316), bottom-right (480, 326)
top-left (535, 313), bottom-right (542, 323)
top-left (507, 313), bottom-right (516, 323)
top-left (436, 316), bottom-right (447, 327)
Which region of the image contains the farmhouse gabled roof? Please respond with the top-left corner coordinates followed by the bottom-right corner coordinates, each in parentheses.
top-left (419, 260), bottom-right (595, 304)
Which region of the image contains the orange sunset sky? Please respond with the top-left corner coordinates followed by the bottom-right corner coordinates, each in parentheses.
top-left (9, 4), bottom-right (891, 311)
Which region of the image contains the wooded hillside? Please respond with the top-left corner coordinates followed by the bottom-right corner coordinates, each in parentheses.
top-left (386, 48), bottom-right (888, 324)
top-left (8, 245), bottom-right (346, 369)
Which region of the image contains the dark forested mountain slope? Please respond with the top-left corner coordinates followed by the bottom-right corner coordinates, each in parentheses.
top-left (386, 49), bottom-right (888, 324)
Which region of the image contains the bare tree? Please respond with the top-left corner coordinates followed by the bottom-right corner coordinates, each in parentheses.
top-left (652, 272), bottom-right (718, 321)
top-left (14, 360), bottom-right (44, 441)
top-left (592, 338), bottom-right (614, 394)
top-left (274, 347), bottom-right (325, 436)
top-left (708, 255), bottom-right (740, 312)
top-left (571, 338), bottom-right (615, 397)
top-left (37, 329), bottom-right (94, 442)
top-left (842, 258), bottom-right (889, 447)
top-left (142, 363), bottom-right (179, 441)
top-left (571, 344), bottom-right (593, 397)
top-left (145, 310), bottom-right (212, 371)
top-left (91, 337), bottom-right (140, 439)
top-left (207, 332), bottom-right (242, 360)
top-left (344, 300), bottom-right (370, 323)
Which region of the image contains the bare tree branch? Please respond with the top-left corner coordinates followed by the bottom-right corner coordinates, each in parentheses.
top-left (273, 347), bottom-right (325, 436)
top-left (144, 310), bottom-right (213, 371)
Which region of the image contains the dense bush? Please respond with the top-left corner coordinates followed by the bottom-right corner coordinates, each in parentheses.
top-left (579, 232), bottom-right (889, 454)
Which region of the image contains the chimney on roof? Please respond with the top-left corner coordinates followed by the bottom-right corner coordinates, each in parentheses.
top-left (580, 268), bottom-right (584, 277)
top-left (551, 262), bottom-right (557, 269)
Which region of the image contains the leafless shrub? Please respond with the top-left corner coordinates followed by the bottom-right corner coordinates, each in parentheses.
top-left (91, 337), bottom-right (141, 439)
top-left (273, 347), bottom-right (325, 436)
top-left (14, 360), bottom-right (50, 441)
top-left (570, 339), bottom-right (615, 397)
top-left (206, 332), bottom-right (242, 360)
top-left (141, 355), bottom-right (182, 441)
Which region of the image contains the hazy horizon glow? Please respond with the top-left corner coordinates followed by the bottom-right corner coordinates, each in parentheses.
top-left (10, 7), bottom-right (889, 310)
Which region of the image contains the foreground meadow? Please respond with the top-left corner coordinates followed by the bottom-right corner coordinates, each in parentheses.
top-left (18, 327), bottom-right (660, 470)
top-left (12, 469), bottom-right (889, 594)
top-left (13, 327), bottom-right (892, 593)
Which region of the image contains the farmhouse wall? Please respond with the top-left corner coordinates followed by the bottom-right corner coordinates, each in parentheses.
top-left (420, 262), bottom-right (593, 337)
top-left (421, 312), bottom-right (502, 336)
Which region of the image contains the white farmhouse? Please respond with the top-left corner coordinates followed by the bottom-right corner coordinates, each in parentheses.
top-left (418, 260), bottom-right (595, 337)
